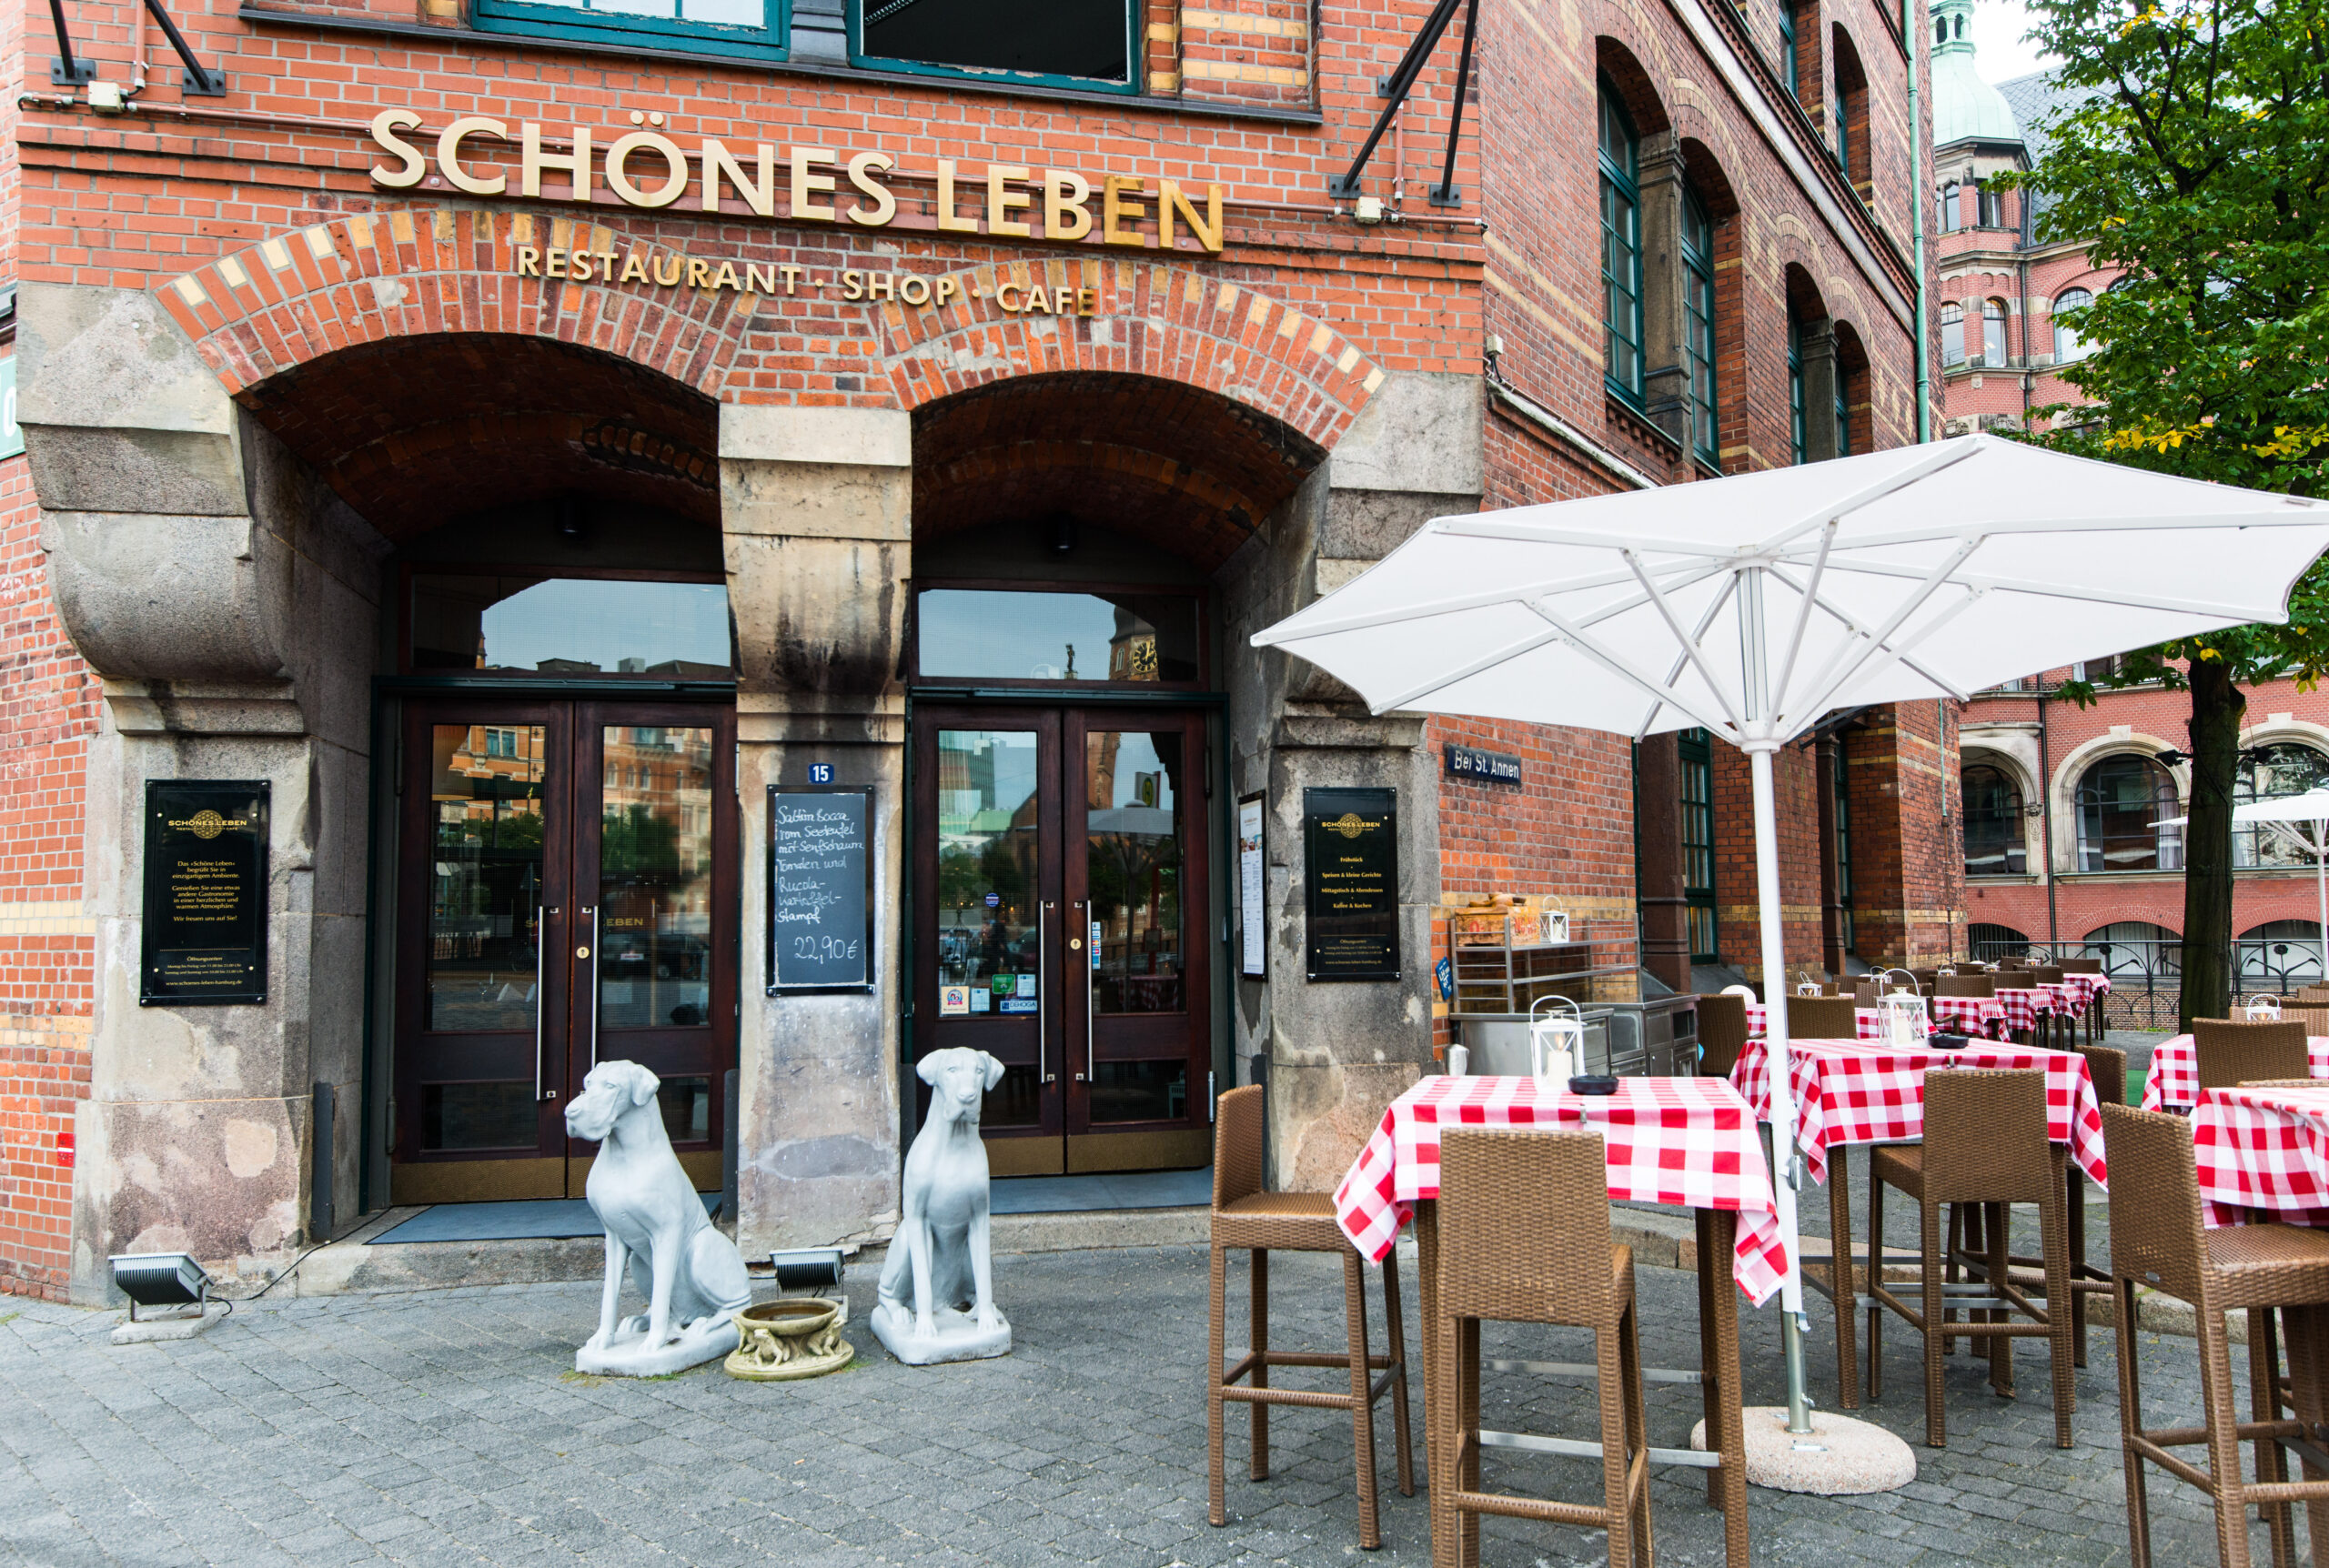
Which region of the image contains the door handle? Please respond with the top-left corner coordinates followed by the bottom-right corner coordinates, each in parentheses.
top-left (584, 905), bottom-right (600, 1071)
top-left (533, 905), bottom-right (552, 1101)
top-left (1037, 900), bottom-right (1055, 1084)
top-left (1076, 899), bottom-right (1094, 1082)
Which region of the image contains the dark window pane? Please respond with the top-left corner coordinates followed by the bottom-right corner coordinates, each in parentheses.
top-left (862, 0), bottom-right (1130, 85)
top-left (410, 575), bottom-right (733, 678)
top-left (983, 1062), bottom-right (1044, 1128)
top-left (426, 725), bottom-right (547, 1033)
top-left (657, 1076), bottom-right (711, 1145)
top-left (1962, 763), bottom-right (2027, 876)
top-left (1088, 1060), bottom-right (1187, 1123)
top-left (421, 1081), bottom-right (537, 1151)
top-left (917, 590), bottom-right (1199, 683)
top-left (1087, 730), bottom-right (1185, 1015)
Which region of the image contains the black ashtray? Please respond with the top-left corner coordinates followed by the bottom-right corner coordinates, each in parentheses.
top-left (1929, 1032), bottom-right (1971, 1051)
top-left (1569, 1074), bottom-right (1620, 1096)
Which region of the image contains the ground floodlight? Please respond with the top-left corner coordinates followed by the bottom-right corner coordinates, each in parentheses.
top-left (109, 1252), bottom-right (211, 1322)
top-left (767, 1248), bottom-right (844, 1292)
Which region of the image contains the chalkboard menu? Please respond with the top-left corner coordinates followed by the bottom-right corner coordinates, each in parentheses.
top-left (140, 779), bottom-right (268, 1006)
top-left (768, 785), bottom-right (875, 992)
top-left (1304, 786), bottom-right (1399, 981)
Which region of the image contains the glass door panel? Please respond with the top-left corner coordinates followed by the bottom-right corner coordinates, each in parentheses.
top-left (915, 711), bottom-right (1062, 1172)
top-left (394, 706), bottom-right (571, 1203)
top-left (1064, 712), bottom-right (1210, 1171)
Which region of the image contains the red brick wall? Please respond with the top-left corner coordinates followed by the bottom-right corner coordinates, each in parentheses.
top-left (0, 448), bottom-right (100, 1302)
top-left (1840, 701), bottom-right (1962, 964)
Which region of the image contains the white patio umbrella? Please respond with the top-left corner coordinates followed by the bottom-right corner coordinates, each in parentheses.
top-left (1252, 433), bottom-right (2329, 1442)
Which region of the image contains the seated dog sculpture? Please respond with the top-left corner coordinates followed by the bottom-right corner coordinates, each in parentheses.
top-left (565, 1060), bottom-right (751, 1376)
top-left (872, 1047), bottom-right (1012, 1365)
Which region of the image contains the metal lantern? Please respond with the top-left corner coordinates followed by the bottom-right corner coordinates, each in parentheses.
top-left (1874, 968), bottom-right (1928, 1050)
top-left (1528, 994), bottom-right (1585, 1089)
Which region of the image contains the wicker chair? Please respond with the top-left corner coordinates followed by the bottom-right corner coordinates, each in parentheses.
top-left (1867, 1069), bottom-right (2076, 1448)
top-left (1207, 1085), bottom-right (1414, 1547)
top-left (2100, 1102), bottom-right (2329, 1567)
top-left (1785, 995), bottom-right (1863, 1041)
top-left (1935, 972), bottom-right (1996, 999)
top-left (1695, 994), bottom-right (1749, 1081)
top-left (1435, 1129), bottom-right (1652, 1567)
top-left (2060, 958), bottom-right (2106, 1043)
top-left (2193, 1020), bottom-right (2310, 1093)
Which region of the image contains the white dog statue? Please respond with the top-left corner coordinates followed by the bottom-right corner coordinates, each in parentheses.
top-left (565, 1060), bottom-right (751, 1376)
top-left (872, 1047), bottom-right (1012, 1366)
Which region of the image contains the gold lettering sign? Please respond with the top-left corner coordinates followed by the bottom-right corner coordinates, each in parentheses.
top-left (370, 109), bottom-right (1225, 255)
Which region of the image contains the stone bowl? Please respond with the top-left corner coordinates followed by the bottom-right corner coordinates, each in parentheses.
top-left (722, 1298), bottom-right (853, 1382)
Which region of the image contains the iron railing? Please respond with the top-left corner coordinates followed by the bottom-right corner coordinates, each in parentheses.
top-left (1966, 935), bottom-right (2326, 1031)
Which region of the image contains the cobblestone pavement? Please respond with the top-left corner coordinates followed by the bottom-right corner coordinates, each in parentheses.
top-left (0, 1242), bottom-right (2293, 1566)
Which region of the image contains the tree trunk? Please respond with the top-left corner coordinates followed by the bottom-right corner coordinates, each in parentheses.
top-left (2179, 661), bottom-right (2246, 1030)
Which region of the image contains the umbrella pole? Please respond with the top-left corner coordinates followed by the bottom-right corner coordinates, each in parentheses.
top-left (1749, 741), bottom-right (1816, 1436)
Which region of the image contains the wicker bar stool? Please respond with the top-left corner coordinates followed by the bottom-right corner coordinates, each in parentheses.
top-left (2101, 1102), bottom-right (2329, 1568)
top-left (1867, 1069), bottom-right (2077, 1448)
top-left (1696, 994), bottom-right (1749, 1081)
top-left (1435, 1128), bottom-right (1653, 1568)
top-left (1787, 995), bottom-right (1862, 1040)
top-left (1988, 1046), bottom-right (2127, 1370)
top-left (2194, 1020), bottom-right (2310, 1093)
top-left (1206, 1085), bottom-right (1413, 1549)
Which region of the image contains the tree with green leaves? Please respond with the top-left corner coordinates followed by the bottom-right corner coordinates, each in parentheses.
top-left (2012, 0), bottom-right (2329, 1025)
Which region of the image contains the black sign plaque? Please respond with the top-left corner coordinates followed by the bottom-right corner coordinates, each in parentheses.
top-left (768, 785), bottom-right (876, 992)
top-left (140, 779), bottom-right (268, 1006)
top-left (1443, 744), bottom-right (1523, 787)
top-left (1304, 786), bottom-right (1400, 981)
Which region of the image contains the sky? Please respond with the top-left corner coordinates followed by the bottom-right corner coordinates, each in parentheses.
top-left (1969, 0), bottom-right (2056, 83)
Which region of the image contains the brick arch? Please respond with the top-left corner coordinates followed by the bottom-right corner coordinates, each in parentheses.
top-left (868, 256), bottom-right (1381, 454)
top-left (155, 208), bottom-right (756, 400)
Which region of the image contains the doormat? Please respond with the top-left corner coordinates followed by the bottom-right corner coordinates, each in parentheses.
top-left (370, 1194), bottom-right (719, 1245)
top-left (989, 1166), bottom-right (1212, 1215)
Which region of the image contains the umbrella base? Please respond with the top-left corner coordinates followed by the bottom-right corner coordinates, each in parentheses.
top-left (1692, 1407), bottom-right (1915, 1494)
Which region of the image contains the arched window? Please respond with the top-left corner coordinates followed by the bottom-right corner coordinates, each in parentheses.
top-left (1962, 763), bottom-right (2027, 876)
top-left (1787, 308), bottom-right (1807, 466)
top-left (2085, 920), bottom-right (2180, 979)
top-left (1834, 356), bottom-right (1853, 457)
top-left (1940, 302), bottom-right (1965, 367)
top-left (1599, 81), bottom-right (1644, 406)
top-left (2234, 741), bottom-right (2329, 868)
top-left (1681, 186), bottom-right (1719, 468)
top-left (1981, 298), bottom-right (2008, 367)
top-left (2074, 753), bottom-right (2183, 872)
top-left (2241, 920), bottom-right (2325, 988)
top-left (1969, 921), bottom-right (2032, 962)
top-left (2052, 286), bottom-right (2094, 362)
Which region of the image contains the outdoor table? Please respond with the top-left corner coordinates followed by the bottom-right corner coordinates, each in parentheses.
top-left (1745, 998), bottom-right (2003, 1040)
top-left (1991, 985), bottom-right (2063, 1041)
top-left (1729, 1036), bottom-right (2109, 1409)
top-left (1336, 1074), bottom-right (1778, 1568)
top-left (2141, 1034), bottom-right (2329, 1112)
top-left (2193, 1083), bottom-right (2329, 1230)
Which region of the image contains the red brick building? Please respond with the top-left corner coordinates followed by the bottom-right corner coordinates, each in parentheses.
top-left (1934, 5), bottom-right (2329, 1018)
top-left (0, 0), bottom-right (1934, 1299)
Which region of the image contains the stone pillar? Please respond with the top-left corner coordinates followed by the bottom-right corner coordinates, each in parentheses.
top-left (1635, 134), bottom-right (1690, 453)
top-left (1800, 319), bottom-right (1841, 463)
top-left (1633, 735), bottom-right (1690, 993)
top-left (721, 406), bottom-right (912, 1256)
top-left (19, 284), bottom-right (385, 1301)
top-left (1221, 374), bottom-right (1482, 1191)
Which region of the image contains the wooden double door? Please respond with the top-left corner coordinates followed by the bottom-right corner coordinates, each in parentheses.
top-left (390, 698), bottom-right (737, 1204)
top-left (913, 705), bottom-right (1214, 1176)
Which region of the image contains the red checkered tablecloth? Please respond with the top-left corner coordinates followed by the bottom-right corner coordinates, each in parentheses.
top-left (1729, 1037), bottom-right (2109, 1190)
top-left (2193, 1084), bottom-right (2329, 1228)
top-left (1991, 986), bottom-right (2062, 1034)
top-left (2141, 1033), bottom-right (2329, 1112)
top-left (1333, 1075), bottom-right (1789, 1305)
top-left (2057, 973), bottom-right (2112, 1010)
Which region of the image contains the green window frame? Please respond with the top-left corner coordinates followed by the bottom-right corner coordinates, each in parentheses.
top-left (1780, 1), bottom-right (1799, 98)
top-left (1599, 81), bottom-right (1645, 407)
top-left (471, 0), bottom-right (789, 61)
top-left (1679, 728), bottom-right (1718, 963)
top-left (850, 0), bottom-right (1138, 93)
top-left (1681, 187), bottom-right (1719, 470)
top-left (1834, 362), bottom-right (1851, 457)
top-left (1787, 310), bottom-right (1808, 466)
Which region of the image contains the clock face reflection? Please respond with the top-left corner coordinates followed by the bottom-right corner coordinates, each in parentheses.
top-left (1127, 637), bottom-right (1158, 680)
